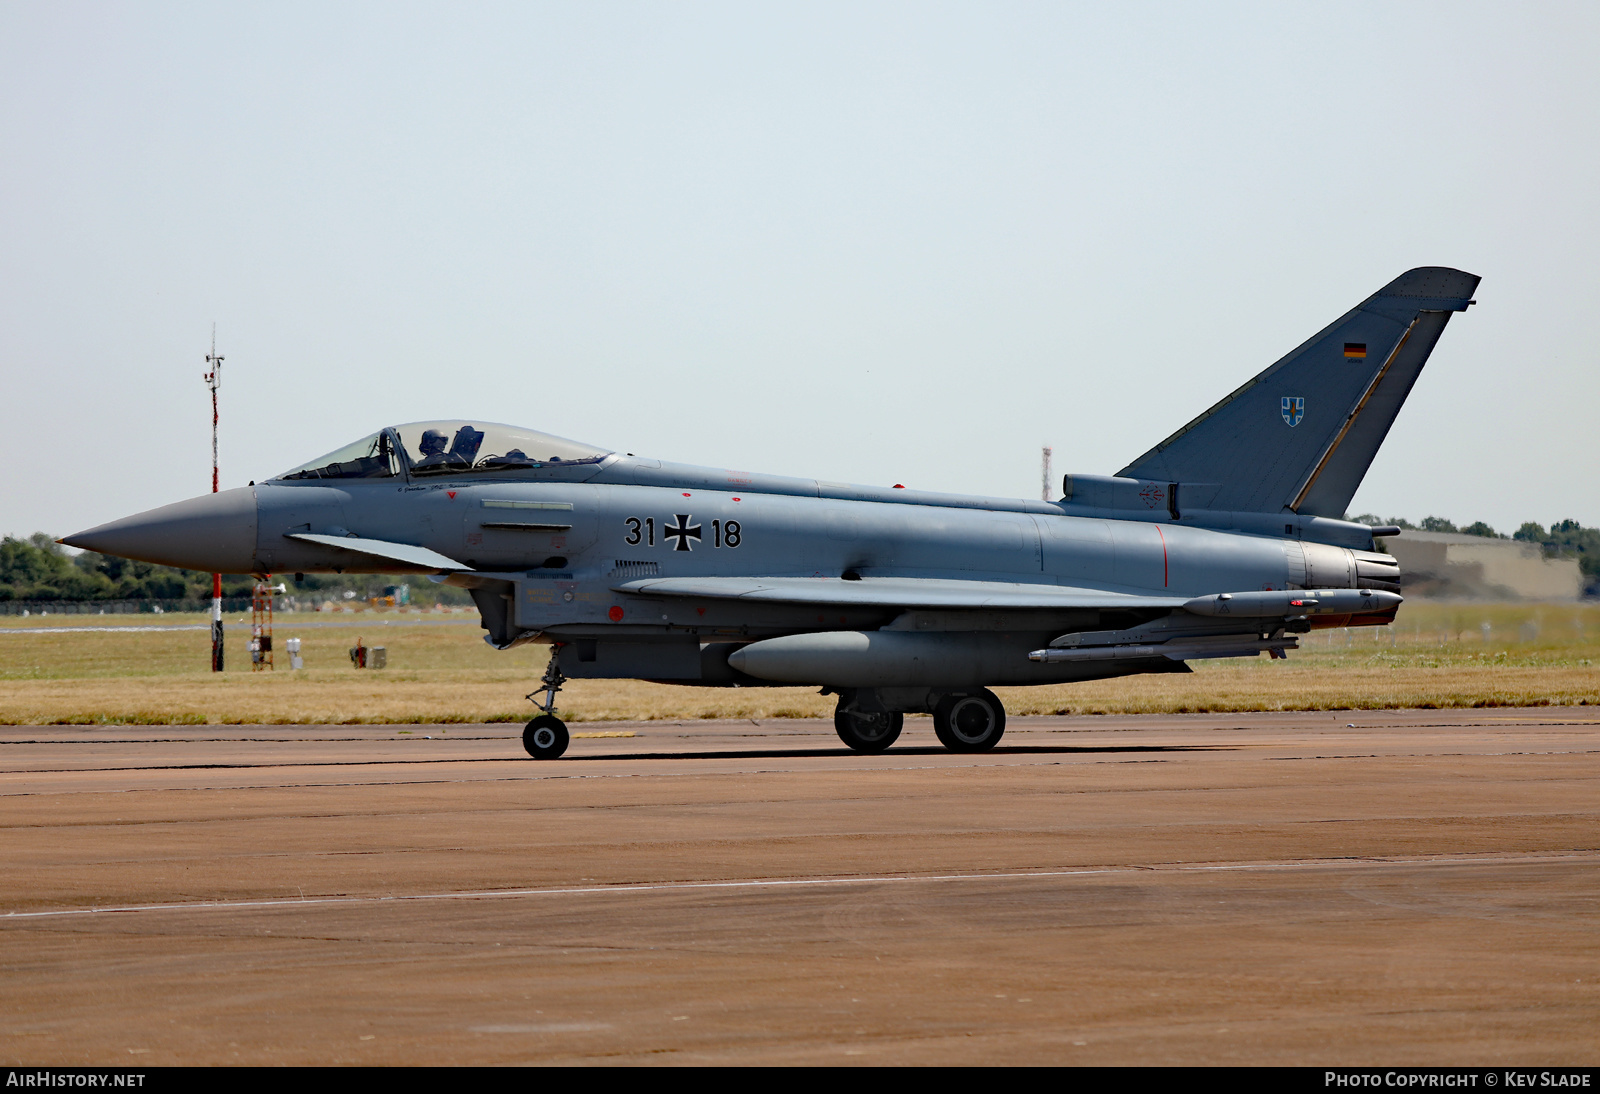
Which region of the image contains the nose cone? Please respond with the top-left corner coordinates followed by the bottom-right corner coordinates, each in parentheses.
top-left (61, 487), bottom-right (259, 573)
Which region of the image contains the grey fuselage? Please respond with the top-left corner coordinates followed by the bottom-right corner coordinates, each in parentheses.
top-left (232, 446), bottom-right (1396, 690)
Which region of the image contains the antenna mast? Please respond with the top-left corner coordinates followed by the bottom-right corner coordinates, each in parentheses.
top-left (1041, 446), bottom-right (1053, 502)
top-left (206, 326), bottom-right (223, 494)
top-left (204, 327), bottom-right (224, 672)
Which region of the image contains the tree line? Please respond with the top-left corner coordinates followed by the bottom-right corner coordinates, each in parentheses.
top-left (1348, 515), bottom-right (1597, 579)
top-left (0, 534), bottom-right (468, 604)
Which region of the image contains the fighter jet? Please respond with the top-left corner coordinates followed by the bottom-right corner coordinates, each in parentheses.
top-left (64, 267), bottom-right (1479, 759)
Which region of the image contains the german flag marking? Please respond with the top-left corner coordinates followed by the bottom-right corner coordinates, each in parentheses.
top-left (1344, 342), bottom-right (1368, 358)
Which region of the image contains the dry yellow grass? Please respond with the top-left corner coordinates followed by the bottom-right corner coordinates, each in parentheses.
top-left (0, 603), bottom-right (1595, 725)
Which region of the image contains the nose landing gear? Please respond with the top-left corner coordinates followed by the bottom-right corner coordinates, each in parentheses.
top-left (523, 648), bottom-right (570, 759)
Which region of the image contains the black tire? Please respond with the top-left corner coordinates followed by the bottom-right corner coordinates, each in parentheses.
top-left (833, 703), bottom-right (903, 753)
top-left (523, 714), bottom-right (570, 759)
top-left (932, 689), bottom-right (1006, 752)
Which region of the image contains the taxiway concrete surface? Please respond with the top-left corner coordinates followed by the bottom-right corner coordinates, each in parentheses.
top-left (1, 709), bottom-right (1597, 1065)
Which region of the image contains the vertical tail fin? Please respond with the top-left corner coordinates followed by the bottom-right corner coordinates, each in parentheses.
top-left (1117, 267), bottom-right (1480, 516)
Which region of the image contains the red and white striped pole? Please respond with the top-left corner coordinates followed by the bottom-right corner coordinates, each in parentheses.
top-left (205, 328), bottom-right (224, 672)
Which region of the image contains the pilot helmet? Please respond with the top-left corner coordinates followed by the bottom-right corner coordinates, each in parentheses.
top-left (419, 429), bottom-right (448, 456)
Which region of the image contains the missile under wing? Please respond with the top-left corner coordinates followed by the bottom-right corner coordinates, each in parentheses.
top-left (63, 267), bottom-right (1479, 759)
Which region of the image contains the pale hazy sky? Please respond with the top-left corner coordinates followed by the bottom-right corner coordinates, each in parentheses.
top-left (4, 2), bottom-right (1597, 540)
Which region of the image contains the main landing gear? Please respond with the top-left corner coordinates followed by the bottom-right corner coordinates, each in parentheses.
top-left (932, 689), bottom-right (1006, 752)
top-left (523, 648), bottom-right (570, 760)
top-left (833, 704), bottom-right (904, 753)
top-left (830, 687), bottom-right (1006, 754)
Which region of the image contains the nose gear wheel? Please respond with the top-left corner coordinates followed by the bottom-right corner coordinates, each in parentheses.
top-left (523, 714), bottom-right (569, 759)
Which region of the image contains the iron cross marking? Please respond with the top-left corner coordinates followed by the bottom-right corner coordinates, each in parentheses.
top-left (664, 514), bottom-right (702, 551)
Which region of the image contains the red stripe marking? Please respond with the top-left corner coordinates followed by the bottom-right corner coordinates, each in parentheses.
top-left (1156, 524), bottom-right (1169, 587)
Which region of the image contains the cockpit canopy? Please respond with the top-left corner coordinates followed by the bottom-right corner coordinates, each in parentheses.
top-left (275, 421), bottom-right (613, 481)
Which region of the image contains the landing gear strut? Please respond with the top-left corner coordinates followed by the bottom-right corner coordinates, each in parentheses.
top-left (523, 646), bottom-right (570, 759)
